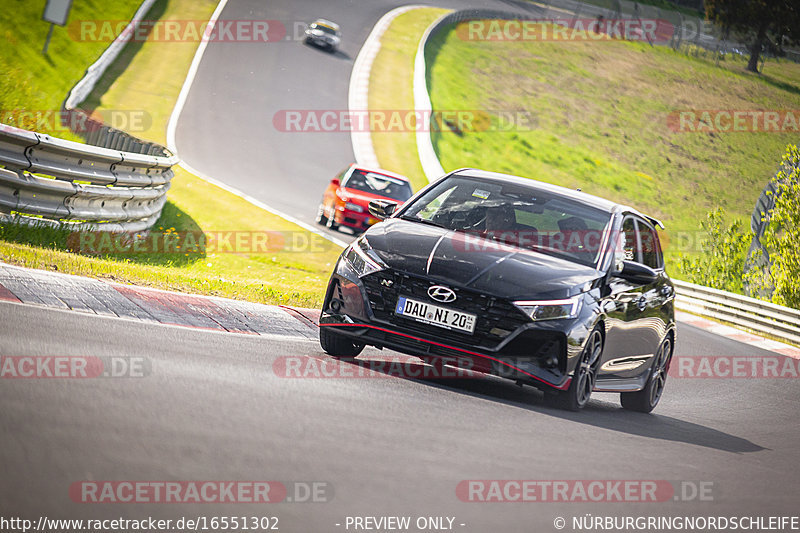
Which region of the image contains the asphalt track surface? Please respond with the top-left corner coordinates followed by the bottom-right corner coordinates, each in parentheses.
top-left (2, 299), bottom-right (800, 531)
top-left (3, 0), bottom-right (799, 530)
top-left (173, 0), bottom-right (540, 240)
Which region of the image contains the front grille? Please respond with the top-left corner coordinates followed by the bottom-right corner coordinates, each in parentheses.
top-left (361, 270), bottom-right (530, 349)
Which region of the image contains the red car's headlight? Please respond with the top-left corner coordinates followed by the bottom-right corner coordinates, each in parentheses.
top-left (344, 202), bottom-right (364, 213)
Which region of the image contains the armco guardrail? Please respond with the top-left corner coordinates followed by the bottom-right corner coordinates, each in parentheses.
top-left (0, 123), bottom-right (177, 232)
top-left (0, 0), bottom-right (176, 232)
top-left (673, 279), bottom-right (800, 346)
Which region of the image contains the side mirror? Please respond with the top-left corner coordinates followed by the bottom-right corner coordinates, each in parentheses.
top-left (331, 178), bottom-right (341, 187)
top-left (368, 199), bottom-right (398, 220)
top-left (613, 260), bottom-right (658, 285)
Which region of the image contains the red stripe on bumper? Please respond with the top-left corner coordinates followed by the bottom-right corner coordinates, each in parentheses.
top-left (322, 322), bottom-right (570, 390)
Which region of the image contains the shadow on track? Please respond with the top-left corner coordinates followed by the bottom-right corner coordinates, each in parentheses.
top-left (302, 40), bottom-right (352, 61)
top-left (329, 353), bottom-right (765, 455)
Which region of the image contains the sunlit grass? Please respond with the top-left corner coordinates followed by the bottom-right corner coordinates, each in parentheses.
top-left (0, 0), bottom-right (143, 140)
top-left (369, 8), bottom-right (450, 192)
top-left (425, 22), bottom-right (800, 267)
top-left (0, 0), bottom-right (341, 307)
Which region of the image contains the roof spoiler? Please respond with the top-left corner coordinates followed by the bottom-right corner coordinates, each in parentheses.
top-left (645, 215), bottom-right (665, 230)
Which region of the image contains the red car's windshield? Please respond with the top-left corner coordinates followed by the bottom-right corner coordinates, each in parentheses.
top-left (344, 170), bottom-right (413, 201)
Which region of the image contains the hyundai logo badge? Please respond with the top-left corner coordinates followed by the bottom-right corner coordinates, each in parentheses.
top-left (428, 285), bottom-right (456, 303)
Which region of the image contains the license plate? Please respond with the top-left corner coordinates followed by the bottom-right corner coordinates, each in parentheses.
top-left (395, 296), bottom-right (476, 334)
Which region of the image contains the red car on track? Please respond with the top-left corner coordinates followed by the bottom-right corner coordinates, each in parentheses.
top-left (316, 164), bottom-right (413, 233)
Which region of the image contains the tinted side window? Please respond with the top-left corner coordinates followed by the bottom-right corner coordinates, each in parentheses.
top-left (637, 220), bottom-right (663, 269)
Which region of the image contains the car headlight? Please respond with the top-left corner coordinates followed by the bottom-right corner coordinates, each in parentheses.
top-left (345, 202), bottom-right (364, 213)
top-left (514, 296), bottom-right (582, 321)
top-left (342, 236), bottom-right (385, 277)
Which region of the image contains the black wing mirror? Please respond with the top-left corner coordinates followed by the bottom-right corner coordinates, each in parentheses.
top-left (368, 199), bottom-right (398, 220)
top-left (614, 260), bottom-right (658, 285)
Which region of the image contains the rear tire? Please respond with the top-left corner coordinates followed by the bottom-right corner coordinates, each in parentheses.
top-left (547, 328), bottom-right (603, 411)
top-left (621, 337), bottom-right (672, 413)
top-left (319, 326), bottom-right (364, 359)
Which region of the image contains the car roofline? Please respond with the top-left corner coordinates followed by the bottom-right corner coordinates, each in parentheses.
top-left (350, 164), bottom-right (411, 183)
top-left (448, 167), bottom-right (664, 229)
top-left (611, 205), bottom-right (665, 229)
top-left (312, 19), bottom-right (340, 30)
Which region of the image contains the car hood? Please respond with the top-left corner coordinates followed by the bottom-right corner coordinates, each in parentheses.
top-left (364, 218), bottom-right (605, 300)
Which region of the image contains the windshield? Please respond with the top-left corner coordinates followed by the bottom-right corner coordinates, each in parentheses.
top-left (310, 23), bottom-right (338, 35)
top-left (344, 170), bottom-right (413, 202)
top-left (401, 176), bottom-right (612, 267)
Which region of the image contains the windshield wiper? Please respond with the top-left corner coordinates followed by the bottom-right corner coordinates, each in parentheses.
top-left (399, 215), bottom-right (448, 230)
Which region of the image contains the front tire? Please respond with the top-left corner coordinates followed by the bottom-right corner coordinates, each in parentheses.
top-left (326, 211), bottom-right (339, 231)
top-left (547, 328), bottom-right (603, 411)
top-left (319, 326), bottom-right (364, 359)
top-left (621, 336), bottom-right (672, 413)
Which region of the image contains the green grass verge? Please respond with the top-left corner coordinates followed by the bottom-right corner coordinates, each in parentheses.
top-left (0, 168), bottom-right (340, 307)
top-left (0, 0), bottom-right (342, 307)
top-left (369, 8), bottom-right (450, 192)
top-left (80, 0), bottom-right (218, 146)
top-left (424, 22), bottom-right (800, 267)
top-left (0, 0), bottom-right (143, 140)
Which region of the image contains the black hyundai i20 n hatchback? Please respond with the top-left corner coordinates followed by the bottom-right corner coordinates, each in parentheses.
top-left (319, 169), bottom-right (676, 412)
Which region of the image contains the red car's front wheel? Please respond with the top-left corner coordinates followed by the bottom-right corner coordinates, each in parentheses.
top-left (315, 203), bottom-right (328, 225)
top-left (325, 208), bottom-right (339, 230)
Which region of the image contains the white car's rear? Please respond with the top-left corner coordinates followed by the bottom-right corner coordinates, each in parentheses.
top-left (304, 19), bottom-right (341, 50)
